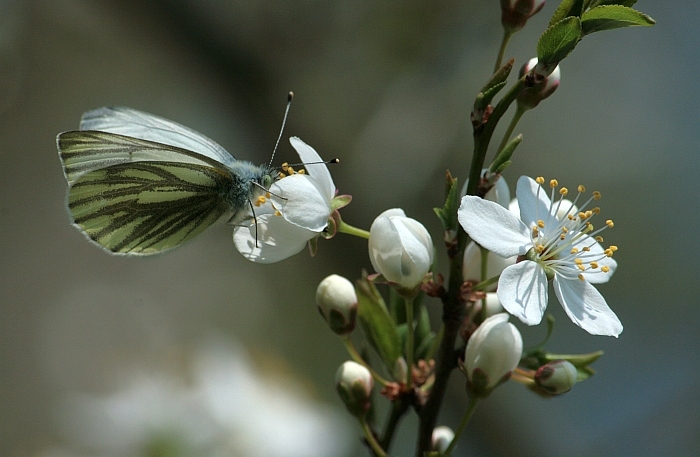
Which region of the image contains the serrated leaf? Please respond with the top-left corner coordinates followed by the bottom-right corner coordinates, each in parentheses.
top-left (537, 17), bottom-right (582, 66)
top-left (356, 277), bottom-right (402, 369)
top-left (550, 0), bottom-right (585, 26)
top-left (481, 81), bottom-right (508, 108)
top-left (595, 0), bottom-right (637, 7)
top-left (581, 5), bottom-right (655, 35)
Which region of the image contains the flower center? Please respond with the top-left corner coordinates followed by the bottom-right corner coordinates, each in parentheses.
top-left (529, 177), bottom-right (618, 282)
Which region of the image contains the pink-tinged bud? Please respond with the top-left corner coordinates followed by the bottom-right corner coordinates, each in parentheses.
top-left (464, 313), bottom-right (523, 398)
top-left (431, 426), bottom-right (455, 453)
top-left (316, 274), bottom-right (358, 335)
top-left (501, 0), bottom-right (546, 33)
top-left (518, 57), bottom-right (561, 109)
top-left (335, 361), bottom-right (374, 417)
top-left (535, 360), bottom-right (578, 395)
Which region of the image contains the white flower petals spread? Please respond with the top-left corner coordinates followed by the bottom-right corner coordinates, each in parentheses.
top-left (233, 137), bottom-right (335, 263)
top-left (458, 176), bottom-right (622, 337)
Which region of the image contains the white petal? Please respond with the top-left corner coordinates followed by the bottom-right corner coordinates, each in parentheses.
top-left (458, 196), bottom-right (530, 258)
top-left (462, 241), bottom-right (516, 290)
top-left (289, 137), bottom-right (335, 201)
top-left (575, 237), bottom-right (618, 284)
top-left (497, 262), bottom-right (548, 325)
top-left (271, 175), bottom-right (330, 232)
top-left (516, 176), bottom-right (557, 229)
top-left (553, 276), bottom-right (623, 337)
top-left (233, 214), bottom-right (314, 264)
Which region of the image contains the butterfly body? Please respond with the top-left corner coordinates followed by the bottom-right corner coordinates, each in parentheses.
top-left (57, 107), bottom-right (277, 255)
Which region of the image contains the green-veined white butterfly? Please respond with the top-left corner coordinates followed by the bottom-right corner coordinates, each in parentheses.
top-left (57, 100), bottom-right (292, 255)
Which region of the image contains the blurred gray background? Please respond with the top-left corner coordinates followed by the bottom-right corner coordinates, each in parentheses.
top-left (1, 0), bottom-right (697, 456)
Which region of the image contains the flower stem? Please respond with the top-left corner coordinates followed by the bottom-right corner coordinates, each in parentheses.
top-left (494, 30), bottom-right (514, 73)
top-left (379, 395), bottom-right (410, 452)
top-left (404, 295), bottom-right (415, 390)
top-left (360, 417), bottom-right (388, 457)
top-left (495, 104), bottom-right (526, 156)
top-left (443, 396), bottom-right (480, 456)
top-left (337, 219), bottom-right (370, 239)
top-left (343, 335), bottom-right (392, 387)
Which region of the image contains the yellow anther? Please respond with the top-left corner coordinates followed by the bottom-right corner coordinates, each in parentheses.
top-left (582, 246), bottom-right (590, 252)
top-left (560, 233), bottom-right (567, 240)
top-left (537, 220), bottom-right (546, 228)
top-left (570, 247), bottom-right (579, 254)
top-left (609, 245), bottom-right (618, 252)
top-left (593, 191), bottom-right (602, 200)
top-left (278, 172), bottom-right (286, 178)
top-left (590, 262), bottom-right (599, 269)
top-left (560, 187), bottom-right (568, 196)
top-left (532, 226), bottom-right (539, 237)
top-left (574, 258), bottom-right (583, 265)
top-left (595, 235), bottom-right (604, 243)
top-left (568, 214), bottom-right (575, 220)
top-left (550, 179), bottom-right (559, 188)
top-left (561, 227), bottom-right (569, 233)
top-left (604, 249), bottom-right (614, 258)
top-left (585, 210), bottom-right (593, 218)
top-left (592, 207), bottom-right (601, 215)
top-left (274, 210), bottom-right (282, 216)
top-left (536, 244), bottom-right (545, 254)
top-left (536, 176), bottom-right (545, 184)
top-left (578, 274), bottom-right (585, 281)
top-left (265, 192), bottom-right (271, 198)
top-left (577, 264), bottom-right (586, 271)
top-left (606, 220), bottom-right (614, 228)
top-left (281, 162), bottom-right (289, 169)
top-left (601, 266), bottom-right (610, 273)
top-left (298, 169), bottom-right (306, 174)
top-left (578, 212), bottom-right (587, 219)
top-left (578, 185), bottom-right (586, 193)
top-left (287, 166), bottom-right (296, 175)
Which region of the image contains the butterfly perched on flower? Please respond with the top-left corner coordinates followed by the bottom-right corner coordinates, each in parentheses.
top-left (57, 105), bottom-right (282, 255)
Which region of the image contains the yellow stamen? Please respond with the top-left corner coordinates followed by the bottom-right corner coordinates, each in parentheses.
top-left (593, 191), bottom-right (602, 200)
top-left (578, 185), bottom-right (586, 193)
top-left (595, 236), bottom-right (604, 243)
top-left (536, 176), bottom-right (545, 184)
top-left (577, 264), bottom-right (586, 271)
top-left (590, 262), bottom-right (599, 269)
top-left (570, 248), bottom-right (579, 254)
top-left (578, 274), bottom-right (585, 281)
top-left (601, 266), bottom-right (610, 273)
top-left (582, 246), bottom-right (590, 252)
top-left (537, 220), bottom-right (546, 228)
top-left (550, 179), bottom-right (558, 188)
top-left (559, 187), bottom-right (568, 196)
top-left (592, 207), bottom-right (601, 214)
top-left (574, 258), bottom-right (583, 265)
top-left (606, 220), bottom-right (614, 228)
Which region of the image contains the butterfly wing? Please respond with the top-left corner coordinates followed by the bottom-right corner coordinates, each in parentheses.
top-left (79, 106), bottom-right (237, 168)
top-left (58, 131), bottom-right (235, 255)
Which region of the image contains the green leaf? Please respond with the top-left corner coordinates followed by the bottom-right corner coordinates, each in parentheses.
top-left (550, 0), bottom-right (585, 26)
top-left (489, 134), bottom-right (521, 174)
top-left (537, 17), bottom-right (582, 66)
top-left (590, 0), bottom-right (637, 7)
top-left (474, 58), bottom-right (513, 111)
top-left (434, 172), bottom-right (460, 233)
top-left (356, 276), bottom-right (402, 369)
top-left (581, 5), bottom-right (655, 35)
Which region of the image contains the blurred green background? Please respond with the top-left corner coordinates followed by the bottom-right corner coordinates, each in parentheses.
top-left (1, 1), bottom-right (696, 456)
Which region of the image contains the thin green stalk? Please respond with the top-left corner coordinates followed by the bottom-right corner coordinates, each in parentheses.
top-left (443, 397), bottom-right (480, 457)
top-left (495, 104), bottom-right (526, 156)
top-left (360, 417), bottom-right (388, 457)
top-left (337, 219), bottom-right (370, 239)
top-left (494, 30), bottom-right (514, 73)
top-left (379, 396), bottom-right (410, 452)
top-left (404, 295), bottom-right (415, 390)
top-left (343, 336), bottom-right (392, 386)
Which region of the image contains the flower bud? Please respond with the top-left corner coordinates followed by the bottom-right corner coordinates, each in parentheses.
top-left (534, 360), bottom-right (578, 395)
top-left (335, 361), bottom-right (374, 418)
top-left (518, 57), bottom-right (561, 109)
top-left (464, 313), bottom-right (523, 398)
top-left (316, 274), bottom-right (358, 335)
top-left (431, 426), bottom-right (455, 453)
top-left (463, 241), bottom-right (516, 292)
top-left (368, 209), bottom-right (434, 289)
top-left (501, 0), bottom-right (546, 33)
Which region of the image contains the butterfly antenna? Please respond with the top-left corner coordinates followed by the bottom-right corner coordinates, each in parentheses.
top-left (269, 91), bottom-right (294, 168)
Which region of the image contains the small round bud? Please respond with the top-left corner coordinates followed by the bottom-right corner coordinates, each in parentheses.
top-left (535, 360), bottom-right (578, 395)
top-left (501, 0), bottom-right (546, 33)
top-left (431, 426), bottom-right (455, 453)
top-left (464, 313), bottom-right (523, 398)
top-left (368, 209), bottom-right (434, 289)
top-left (518, 58), bottom-right (561, 110)
top-left (335, 361), bottom-right (374, 418)
top-left (316, 274), bottom-right (358, 335)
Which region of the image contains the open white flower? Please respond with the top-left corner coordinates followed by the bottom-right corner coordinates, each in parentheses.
top-left (234, 137), bottom-right (335, 263)
top-left (458, 176), bottom-right (622, 337)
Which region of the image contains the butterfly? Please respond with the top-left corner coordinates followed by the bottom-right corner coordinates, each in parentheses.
top-left (57, 105), bottom-right (285, 255)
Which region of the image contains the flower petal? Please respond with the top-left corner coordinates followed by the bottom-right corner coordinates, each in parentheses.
top-left (574, 236), bottom-right (618, 284)
top-left (233, 214), bottom-right (315, 264)
top-left (516, 176), bottom-right (557, 228)
top-left (271, 174), bottom-right (330, 232)
top-left (458, 196), bottom-right (530, 258)
top-left (497, 261), bottom-right (548, 325)
top-left (289, 137), bottom-right (335, 201)
top-left (553, 276), bottom-right (623, 337)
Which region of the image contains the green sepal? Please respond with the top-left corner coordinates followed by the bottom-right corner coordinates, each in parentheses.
top-left (475, 58), bottom-right (514, 110)
top-left (537, 16), bottom-right (582, 67)
top-left (434, 172), bottom-right (460, 233)
top-left (489, 134), bottom-right (521, 174)
top-left (331, 194), bottom-right (352, 211)
top-left (356, 274), bottom-right (402, 371)
top-left (550, 0), bottom-right (585, 26)
top-left (581, 5), bottom-right (655, 36)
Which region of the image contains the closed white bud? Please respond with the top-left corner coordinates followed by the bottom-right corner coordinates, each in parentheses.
top-left (316, 274), bottom-right (358, 335)
top-left (431, 426), bottom-right (455, 453)
top-left (464, 313), bottom-right (523, 398)
top-left (500, 0), bottom-right (546, 32)
top-left (535, 360), bottom-right (578, 395)
top-left (368, 209), bottom-right (434, 289)
top-left (518, 57), bottom-right (561, 110)
top-left (335, 361), bottom-right (374, 417)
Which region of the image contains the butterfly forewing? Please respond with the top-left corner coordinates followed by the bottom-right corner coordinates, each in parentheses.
top-left (67, 161), bottom-right (233, 254)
